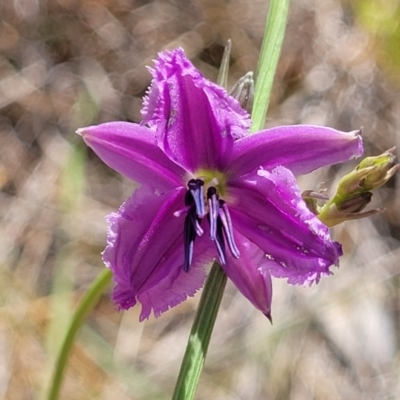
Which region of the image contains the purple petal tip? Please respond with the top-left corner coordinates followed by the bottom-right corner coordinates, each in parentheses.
top-left (265, 312), bottom-right (273, 324)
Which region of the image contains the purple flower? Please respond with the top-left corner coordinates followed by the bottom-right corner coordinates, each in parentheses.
top-left (78, 49), bottom-right (363, 321)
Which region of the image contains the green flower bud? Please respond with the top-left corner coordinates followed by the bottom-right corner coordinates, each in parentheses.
top-left (316, 147), bottom-right (398, 227)
top-left (336, 192), bottom-right (372, 213)
top-left (335, 166), bottom-right (375, 198)
top-left (332, 148), bottom-right (398, 200)
top-left (356, 147), bottom-right (399, 191)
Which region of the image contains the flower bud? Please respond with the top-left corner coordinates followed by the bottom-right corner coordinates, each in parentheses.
top-left (336, 192), bottom-right (372, 213)
top-left (356, 147), bottom-right (399, 191)
top-left (316, 148), bottom-right (398, 226)
top-left (229, 71), bottom-right (254, 112)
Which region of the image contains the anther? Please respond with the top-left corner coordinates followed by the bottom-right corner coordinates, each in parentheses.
top-left (183, 208), bottom-right (197, 272)
top-left (182, 179), bottom-right (240, 271)
top-left (218, 201), bottom-right (240, 259)
top-left (188, 208), bottom-right (204, 236)
top-left (214, 218), bottom-right (227, 265)
top-left (207, 187), bottom-right (219, 240)
top-left (187, 179), bottom-right (206, 218)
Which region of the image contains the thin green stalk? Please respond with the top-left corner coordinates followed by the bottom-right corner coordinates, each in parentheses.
top-left (251, 0), bottom-right (291, 132)
top-left (172, 262), bottom-right (227, 400)
top-left (46, 268), bottom-right (112, 400)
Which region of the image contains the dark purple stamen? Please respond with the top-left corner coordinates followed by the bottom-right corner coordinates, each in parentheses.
top-left (188, 208), bottom-right (204, 236)
top-left (207, 187), bottom-right (219, 240)
top-left (183, 207), bottom-right (198, 272)
top-left (183, 181), bottom-right (205, 272)
top-left (218, 200), bottom-right (240, 259)
top-left (187, 179), bottom-right (205, 218)
top-left (214, 216), bottom-right (227, 265)
top-left (182, 182), bottom-right (239, 271)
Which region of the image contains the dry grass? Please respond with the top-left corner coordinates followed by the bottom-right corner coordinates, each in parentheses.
top-left (0, 0), bottom-right (399, 399)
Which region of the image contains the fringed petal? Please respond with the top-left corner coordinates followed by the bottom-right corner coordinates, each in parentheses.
top-left (228, 166), bottom-right (343, 285)
top-left (142, 48), bottom-right (251, 172)
top-left (103, 186), bottom-right (212, 319)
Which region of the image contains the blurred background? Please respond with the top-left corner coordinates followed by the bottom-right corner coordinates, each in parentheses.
top-left (0, 0), bottom-right (399, 399)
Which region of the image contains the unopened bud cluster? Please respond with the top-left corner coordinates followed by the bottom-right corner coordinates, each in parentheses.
top-left (305, 148), bottom-right (398, 227)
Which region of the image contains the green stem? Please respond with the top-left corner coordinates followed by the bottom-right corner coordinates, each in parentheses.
top-left (46, 268), bottom-right (112, 400)
top-left (251, 0), bottom-right (291, 132)
top-left (171, 262), bottom-right (227, 400)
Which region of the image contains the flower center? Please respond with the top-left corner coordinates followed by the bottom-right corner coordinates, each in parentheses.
top-left (181, 177), bottom-right (240, 272)
top-left (194, 168), bottom-right (228, 198)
